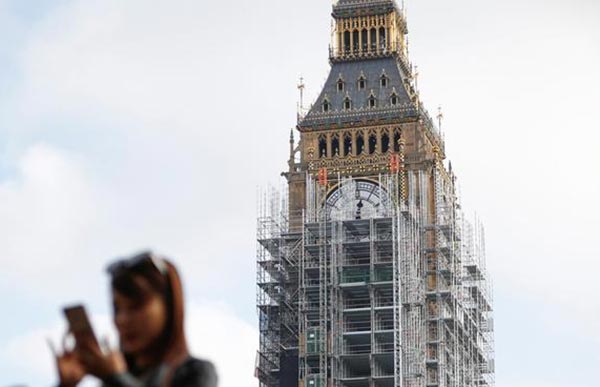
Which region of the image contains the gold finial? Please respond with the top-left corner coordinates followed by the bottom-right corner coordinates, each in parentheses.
top-left (432, 145), bottom-right (442, 165)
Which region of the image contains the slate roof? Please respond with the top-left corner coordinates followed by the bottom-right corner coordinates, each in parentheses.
top-left (298, 57), bottom-right (418, 130)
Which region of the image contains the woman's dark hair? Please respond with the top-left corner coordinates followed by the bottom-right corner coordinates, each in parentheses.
top-left (108, 252), bottom-right (189, 373)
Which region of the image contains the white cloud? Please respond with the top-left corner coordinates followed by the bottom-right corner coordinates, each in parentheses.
top-left (187, 302), bottom-right (258, 387)
top-left (0, 303), bottom-right (257, 387)
top-left (407, 0), bottom-right (600, 346)
top-left (0, 144), bottom-right (103, 286)
top-left (2, 0), bottom-right (291, 297)
top-left (0, 314), bottom-right (114, 387)
top-left (0, 138), bottom-right (257, 306)
top-left (1, 4), bottom-right (271, 374)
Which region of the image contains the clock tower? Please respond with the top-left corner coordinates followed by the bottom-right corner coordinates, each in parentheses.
top-left (256, 1), bottom-right (495, 387)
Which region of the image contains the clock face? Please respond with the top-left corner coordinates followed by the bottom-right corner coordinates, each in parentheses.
top-left (326, 180), bottom-right (385, 221)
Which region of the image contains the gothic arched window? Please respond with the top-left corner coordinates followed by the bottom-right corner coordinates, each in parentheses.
top-left (368, 133), bottom-right (377, 154)
top-left (356, 134), bottom-right (365, 155)
top-left (379, 27), bottom-right (387, 50)
top-left (368, 94), bottom-right (377, 108)
top-left (382, 132), bottom-right (390, 153)
top-left (319, 135), bottom-right (327, 158)
top-left (344, 133), bottom-right (352, 156)
top-left (361, 29), bottom-right (368, 52)
top-left (393, 129), bottom-right (402, 152)
top-left (370, 28), bottom-right (377, 51)
top-left (344, 31), bottom-right (351, 54)
top-left (322, 99), bottom-right (331, 113)
top-left (332, 135), bottom-right (340, 157)
top-left (380, 74), bottom-right (389, 88)
top-left (343, 97), bottom-right (352, 111)
top-left (358, 76), bottom-right (366, 90)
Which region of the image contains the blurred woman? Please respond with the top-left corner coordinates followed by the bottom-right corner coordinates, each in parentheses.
top-left (52, 251), bottom-right (218, 387)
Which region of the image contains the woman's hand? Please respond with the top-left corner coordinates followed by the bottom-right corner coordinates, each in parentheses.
top-left (48, 336), bottom-right (85, 387)
top-left (76, 336), bottom-right (127, 380)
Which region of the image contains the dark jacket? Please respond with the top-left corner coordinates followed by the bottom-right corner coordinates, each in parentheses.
top-left (102, 357), bottom-right (218, 387)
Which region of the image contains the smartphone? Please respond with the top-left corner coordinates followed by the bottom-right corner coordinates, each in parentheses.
top-left (63, 304), bottom-right (100, 350)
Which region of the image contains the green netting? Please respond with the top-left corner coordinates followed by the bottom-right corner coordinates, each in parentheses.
top-left (306, 375), bottom-right (324, 387)
top-left (341, 267), bottom-right (370, 283)
top-left (306, 328), bottom-right (323, 354)
top-left (374, 266), bottom-right (393, 282)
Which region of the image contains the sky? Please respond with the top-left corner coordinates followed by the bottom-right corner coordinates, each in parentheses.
top-left (0, 0), bottom-right (599, 386)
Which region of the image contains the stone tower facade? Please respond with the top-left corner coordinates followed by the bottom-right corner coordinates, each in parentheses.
top-left (256, 1), bottom-right (495, 387)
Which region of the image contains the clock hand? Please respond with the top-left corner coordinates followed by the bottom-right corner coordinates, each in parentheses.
top-left (367, 184), bottom-right (376, 201)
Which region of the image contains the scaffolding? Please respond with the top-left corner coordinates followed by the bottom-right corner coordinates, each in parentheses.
top-left (256, 186), bottom-right (302, 387)
top-left (256, 168), bottom-right (495, 387)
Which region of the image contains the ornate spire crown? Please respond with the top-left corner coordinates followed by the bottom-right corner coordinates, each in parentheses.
top-left (330, 0), bottom-right (407, 63)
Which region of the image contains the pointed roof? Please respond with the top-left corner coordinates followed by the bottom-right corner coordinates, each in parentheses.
top-left (333, 0), bottom-right (399, 17)
top-left (298, 57), bottom-right (418, 130)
